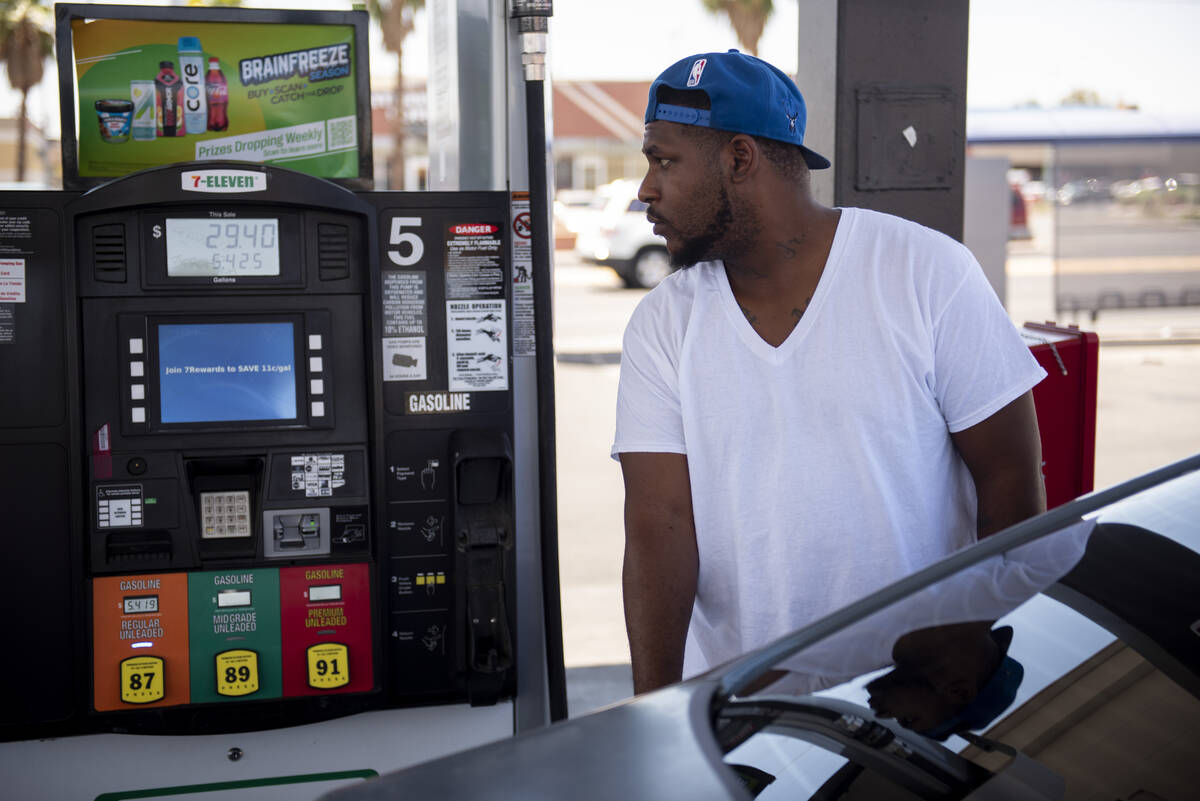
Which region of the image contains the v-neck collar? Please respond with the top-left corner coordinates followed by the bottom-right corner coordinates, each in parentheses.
top-left (715, 208), bottom-right (853, 363)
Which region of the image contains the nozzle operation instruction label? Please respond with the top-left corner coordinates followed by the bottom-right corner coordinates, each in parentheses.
top-left (444, 222), bottom-right (507, 392)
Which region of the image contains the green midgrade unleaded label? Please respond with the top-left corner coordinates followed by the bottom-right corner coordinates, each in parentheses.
top-left (187, 568), bottom-right (283, 704)
top-left (72, 18), bottom-right (360, 180)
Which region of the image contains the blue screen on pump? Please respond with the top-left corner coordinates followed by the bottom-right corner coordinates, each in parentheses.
top-left (158, 322), bottom-right (298, 424)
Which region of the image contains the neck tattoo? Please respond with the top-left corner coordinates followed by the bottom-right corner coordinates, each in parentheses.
top-left (790, 297), bottom-right (812, 321)
top-left (774, 233), bottom-right (808, 260)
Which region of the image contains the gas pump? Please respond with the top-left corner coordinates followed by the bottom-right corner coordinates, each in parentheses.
top-left (0, 3), bottom-right (562, 798)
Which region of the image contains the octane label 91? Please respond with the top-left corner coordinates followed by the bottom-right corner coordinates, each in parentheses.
top-left (306, 642), bottom-right (349, 689)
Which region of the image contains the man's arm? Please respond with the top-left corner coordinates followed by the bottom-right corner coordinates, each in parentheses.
top-left (950, 390), bottom-right (1046, 538)
top-left (619, 451), bottom-right (698, 694)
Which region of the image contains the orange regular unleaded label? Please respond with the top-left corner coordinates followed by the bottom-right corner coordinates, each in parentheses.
top-left (93, 573), bottom-right (190, 711)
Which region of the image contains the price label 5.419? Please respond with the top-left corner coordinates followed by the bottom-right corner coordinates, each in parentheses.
top-left (306, 642), bottom-right (350, 689)
top-left (215, 649), bottom-right (260, 697)
top-left (120, 655), bottom-right (165, 704)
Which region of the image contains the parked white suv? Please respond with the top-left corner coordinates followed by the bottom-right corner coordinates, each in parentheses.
top-left (572, 179), bottom-right (674, 289)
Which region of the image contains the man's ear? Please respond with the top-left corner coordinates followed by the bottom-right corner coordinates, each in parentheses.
top-left (941, 676), bottom-right (978, 706)
top-left (726, 134), bottom-right (758, 183)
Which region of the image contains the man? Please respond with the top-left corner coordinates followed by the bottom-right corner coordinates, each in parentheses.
top-left (613, 51), bottom-right (1047, 695)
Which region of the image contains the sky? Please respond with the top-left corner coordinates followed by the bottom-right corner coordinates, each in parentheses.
top-left (7, 0), bottom-right (1200, 139)
top-left (419, 0), bottom-right (1200, 113)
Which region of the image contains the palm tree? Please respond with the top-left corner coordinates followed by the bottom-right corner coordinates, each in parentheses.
top-left (368, 0), bottom-right (423, 189)
top-left (0, 0), bottom-right (53, 182)
top-left (701, 0), bottom-right (773, 56)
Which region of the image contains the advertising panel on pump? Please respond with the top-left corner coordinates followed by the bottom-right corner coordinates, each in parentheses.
top-left (64, 10), bottom-right (368, 184)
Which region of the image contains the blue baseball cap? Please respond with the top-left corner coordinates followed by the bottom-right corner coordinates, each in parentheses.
top-left (918, 626), bottom-right (1025, 742)
top-left (645, 50), bottom-right (831, 170)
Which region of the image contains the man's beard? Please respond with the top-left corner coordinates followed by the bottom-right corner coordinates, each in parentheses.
top-left (670, 184), bottom-right (737, 269)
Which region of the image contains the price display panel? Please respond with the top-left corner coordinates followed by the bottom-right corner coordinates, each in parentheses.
top-left (123, 595), bottom-right (159, 615)
top-left (166, 218), bottom-right (282, 277)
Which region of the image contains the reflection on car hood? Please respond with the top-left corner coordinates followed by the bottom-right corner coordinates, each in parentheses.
top-left (763, 517), bottom-right (1096, 694)
top-left (322, 682), bottom-right (748, 801)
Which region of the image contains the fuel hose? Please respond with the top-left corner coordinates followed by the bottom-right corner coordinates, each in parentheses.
top-left (513, 0), bottom-right (569, 723)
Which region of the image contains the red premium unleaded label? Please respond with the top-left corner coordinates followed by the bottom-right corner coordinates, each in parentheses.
top-left (278, 563), bottom-right (374, 697)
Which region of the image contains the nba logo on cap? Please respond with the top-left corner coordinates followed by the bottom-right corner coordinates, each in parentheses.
top-left (687, 58), bottom-right (707, 87)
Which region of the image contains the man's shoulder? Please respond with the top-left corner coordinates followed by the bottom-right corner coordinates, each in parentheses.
top-left (841, 208), bottom-right (977, 283)
top-left (845, 207), bottom-right (966, 253)
top-left (632, 261), bottom-right (715, 314)
top-left (659, 260), bottom-right (719, 293)
top-left (624, 262), bottom-right (718, 344)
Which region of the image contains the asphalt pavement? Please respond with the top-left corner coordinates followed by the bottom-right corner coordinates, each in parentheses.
top-left (551, 248), bottom-right (1200, 718)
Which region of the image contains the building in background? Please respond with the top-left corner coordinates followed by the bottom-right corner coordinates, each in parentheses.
top-left (551, 80), bottom-right (648, 191)
top-left (0, 116), bottom-right (57, 187)
top-left (371, 75), bottom-right (429, 190)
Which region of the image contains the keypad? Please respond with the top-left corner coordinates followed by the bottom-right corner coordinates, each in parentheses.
top-left (201, 490), bottom-right (252, 538)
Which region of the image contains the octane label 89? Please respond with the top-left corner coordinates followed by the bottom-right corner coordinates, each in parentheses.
top-left (215, 649), bottom-right (260, 697)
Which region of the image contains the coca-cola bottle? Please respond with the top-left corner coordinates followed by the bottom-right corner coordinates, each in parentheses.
top-left (155, 60), bottom-right (181, 137)
top-left (206, 58), bottom-right (228, 132)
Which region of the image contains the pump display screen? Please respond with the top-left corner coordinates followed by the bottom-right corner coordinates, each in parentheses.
top-left (166, 219), bottom-right (281, 277)
top-left (157, 322), bottom-right (298, 424)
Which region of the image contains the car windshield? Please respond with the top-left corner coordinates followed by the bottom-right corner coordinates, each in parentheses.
top-left (709, 456), bottom-right (1200, 799)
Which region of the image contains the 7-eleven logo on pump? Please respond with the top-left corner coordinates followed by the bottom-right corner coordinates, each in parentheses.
top-left (181, 169), bottom-right (267, 193)
top-left (687, 58), bottom-right (707, 87)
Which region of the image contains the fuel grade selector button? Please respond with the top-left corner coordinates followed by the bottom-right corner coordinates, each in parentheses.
top-left (215, 649), bottom-right (261, 697)
top-left (120, 655), bottom-right (165, 704)
top-left (306, 643), bottom-right (349, 689)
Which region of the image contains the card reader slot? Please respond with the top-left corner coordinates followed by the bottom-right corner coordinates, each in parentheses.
top-left (264, 508), bottom-right (331, 557)
top-left (272, 513), bottom-right (321, 548)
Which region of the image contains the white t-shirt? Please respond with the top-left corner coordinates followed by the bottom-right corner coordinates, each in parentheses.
top-left (612, 207), bottom-right (1047, 678)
